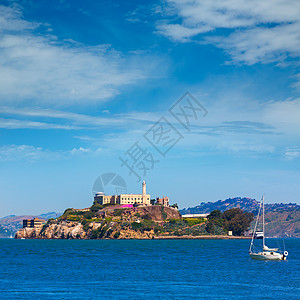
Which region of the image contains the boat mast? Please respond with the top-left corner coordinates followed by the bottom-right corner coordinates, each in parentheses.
top-left (249, 202), bottom-right (261, 253)
top-left (262, 195), bottom-right (265, 248)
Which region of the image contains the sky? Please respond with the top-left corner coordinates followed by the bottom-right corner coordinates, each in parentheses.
top-left (0, 0), bottom-right (300, 217)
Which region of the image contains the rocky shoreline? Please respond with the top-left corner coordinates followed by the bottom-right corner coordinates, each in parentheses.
top-left (15, 225), bottom-right (251, 240)
top-left (15, 227), bottom-right (251, 240)
top-left (154, 235), bottom-right (251, 240)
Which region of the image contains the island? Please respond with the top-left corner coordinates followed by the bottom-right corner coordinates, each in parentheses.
top-left (15, 204), bottom-right (253, 240)
top-left (15, 180), bottom-right (254, 239)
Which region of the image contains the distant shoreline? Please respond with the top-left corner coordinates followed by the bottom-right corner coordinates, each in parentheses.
top-left (153, 235), bottom-right (251, 240)
top-left (3, 236), bottom-right (297, 240)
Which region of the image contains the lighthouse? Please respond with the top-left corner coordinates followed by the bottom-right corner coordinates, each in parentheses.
top-left (142, 180), bottom-right (149, 204)
top-left (142, 180), bottom-right (150, 205)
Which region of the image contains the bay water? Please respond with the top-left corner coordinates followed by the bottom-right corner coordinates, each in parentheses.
top-left (0, 238), bottom-right (299, 299)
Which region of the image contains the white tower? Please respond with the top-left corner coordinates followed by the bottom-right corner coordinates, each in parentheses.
top-left (141, 180), bottom-right (150, 205)
top-left (142, 180), bottom-right (146, 197)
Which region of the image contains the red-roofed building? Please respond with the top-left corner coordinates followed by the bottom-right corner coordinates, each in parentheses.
top-left (156, 196), bottom-right (169, 207)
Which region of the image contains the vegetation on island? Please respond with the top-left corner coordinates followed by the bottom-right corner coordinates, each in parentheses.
top-left (205, 208), bottom-right (254, 236)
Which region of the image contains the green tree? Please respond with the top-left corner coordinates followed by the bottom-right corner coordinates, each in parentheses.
top-left (205, 222), bottom-right (214, 234)
top-left (208, 209), bottom-right (222, 220)
top-left (206, 210), bottom-right (223, 231)
top-left (83, 211), bottom-right (94, 219)
top-left (222, 208), bottom-right (254, 236)
top-left (63, 208), bottom-right (73, 214)
top-left (91, 204), bottom-right (103, 212)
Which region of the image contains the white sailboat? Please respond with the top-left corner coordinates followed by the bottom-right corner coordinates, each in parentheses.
top-left (249, 195), bottom-right (288, 261)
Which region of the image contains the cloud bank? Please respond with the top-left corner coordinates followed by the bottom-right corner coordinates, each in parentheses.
top-left (157, 0), bottom-right (300, 65)
top-left (0, 4), bottom-right (156, 105)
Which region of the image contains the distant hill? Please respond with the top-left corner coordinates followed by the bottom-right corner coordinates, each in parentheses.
top-left (37, 212), bottom-right (61, 219)
top-left (0, 212), bottom-right (62, 238)
top-left (180, 197), bottom-right (299, 214)
top-left (180, 197), bottom-right (300, 238)
top-left (264, 209), bottom-right (300, 238)
top-left (1, 215), bottom-right (16, 219)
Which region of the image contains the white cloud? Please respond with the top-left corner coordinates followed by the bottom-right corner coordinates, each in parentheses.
top-left (0, 144), bottom-right (103, 161)
top-left (0, 145), bottom-right (54, 161)
top-left (163, 0), bottom-right (300, 29)
top-left (292, 73), bottom-right (300, 91)
top-left (0, 106), bottom-right (156, 130)
top-left (158, 0), bottom-right (300, 64)
top-left (0, 95), bottom-right (299, 159)
top-left (285, 147), bottom-right (300, 160)
top-left (167, 92), bottom-right (300, 156)
top-left (263, 98), bottom-right (300, 134)
top-left (0, 4), bottom-right (38, 32)
top-left (70, 147), bottom-right (91, 154)
top-left (208, 23), bottom-right (300, 65)
top-left (217, 141), bottom-right (275, 154)
top-left (157, 23), bottom-right (212, 43)
top-left (0, 117), bottom-right (80, 129)
top-left (0, 5), bottom-right (158, 105)
top-left (0, 107), bottom-right (123, 127)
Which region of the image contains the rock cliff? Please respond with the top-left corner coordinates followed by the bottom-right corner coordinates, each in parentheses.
top-left (15, 205), bottom-right (182, 239)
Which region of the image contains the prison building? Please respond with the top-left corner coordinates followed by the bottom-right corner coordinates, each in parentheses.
top-left (94, 180), bottom-right (150, 206)
top-left (23, 218), bottom-right (46, 229)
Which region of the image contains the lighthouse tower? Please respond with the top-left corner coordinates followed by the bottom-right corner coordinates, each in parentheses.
top-left (142, 180), bottom-right (147, 204)
top-left (142, 180), bottom-right (146, 195)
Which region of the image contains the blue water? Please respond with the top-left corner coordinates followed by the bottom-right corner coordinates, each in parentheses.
top-left (0, 239), bottom-right (299, 299)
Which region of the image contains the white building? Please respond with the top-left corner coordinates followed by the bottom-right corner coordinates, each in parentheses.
top-left (181, 213), bottom-right (209, 218)
top-left (94, 180), bottom-right (150, 206)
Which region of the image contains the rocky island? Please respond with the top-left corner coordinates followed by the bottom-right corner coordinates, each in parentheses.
top-left (16, 204), bottom-right (181, 239)
top-left (15, 203), bottom-right (254, 240)
top-left (14, 180), bottom-right (255, 240)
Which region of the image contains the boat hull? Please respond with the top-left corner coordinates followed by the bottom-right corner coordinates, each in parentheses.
top-left (250, 252), bottom-right (286, 261)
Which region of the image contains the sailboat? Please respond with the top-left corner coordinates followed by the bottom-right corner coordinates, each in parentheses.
top-left (249, 195), bottom-right (288, 260)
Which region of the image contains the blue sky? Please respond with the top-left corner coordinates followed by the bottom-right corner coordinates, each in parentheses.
top-left (0, 0), bottom-right (300, 217)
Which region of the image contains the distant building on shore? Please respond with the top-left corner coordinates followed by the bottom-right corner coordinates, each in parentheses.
top-left (94, 180), bottom-right (151, 206)
top-left (156, 196), bottom-right (169, 207)
top-left (181, 213), bottom-right (209, 218)
top-left (23, 218), bottom-right (46, 229)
